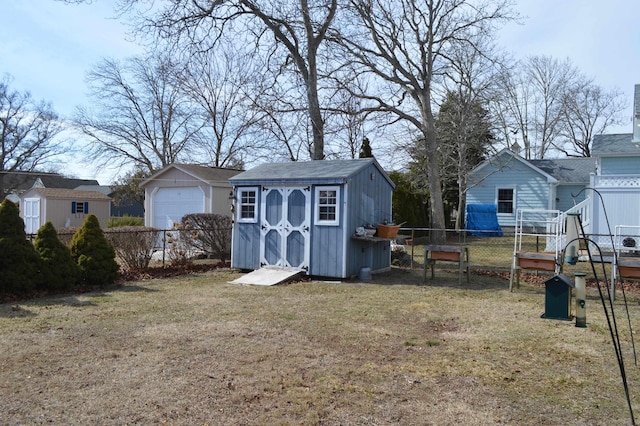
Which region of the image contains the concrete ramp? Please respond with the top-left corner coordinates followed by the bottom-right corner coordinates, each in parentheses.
top-left (230, 267), bottom-right (302, 286)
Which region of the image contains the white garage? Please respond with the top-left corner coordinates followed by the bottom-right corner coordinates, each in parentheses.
top-left (152, 186), bottom-right (205, 229)
top-left (140, 163), bottom-right (243, 229)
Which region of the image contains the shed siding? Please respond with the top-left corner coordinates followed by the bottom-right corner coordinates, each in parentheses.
top-left (467, 159), bottom-right (550, 228)
top-left (231, 193), bottom-right (261, 270)
top-left (600, 157), bottom-right (640, 175)
top-left (309, 219), bottom-right (344, 276)
top-left (343, 164), bottom-right (393, 276)
top-left (20, 188), bottom-right (111, 231)
top-left (212, 186), bottom-right (232, 216)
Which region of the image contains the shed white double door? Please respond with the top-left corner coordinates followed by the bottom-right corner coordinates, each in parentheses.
top-left (260, 186), bottom-right (311, 272)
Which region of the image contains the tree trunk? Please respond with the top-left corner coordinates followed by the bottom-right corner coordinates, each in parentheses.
top-left (307, 79), bottom-right (325, 160)
top-left (424, 126), bottom-right (446, 244)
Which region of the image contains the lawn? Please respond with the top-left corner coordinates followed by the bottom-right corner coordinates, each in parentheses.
top-left (1, 267), bottom-right (639, 425)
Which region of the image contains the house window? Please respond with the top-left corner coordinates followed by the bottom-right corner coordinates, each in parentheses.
top-left (72, 201), bottom-right (89, 214)
top-left (497, 188), bottom-right (514, 214)
top-left (316, 186), bottom-right (340, 226)
top-left (237, 187), bottom-right (258, 223)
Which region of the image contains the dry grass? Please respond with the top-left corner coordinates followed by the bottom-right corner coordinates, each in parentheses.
top-left (2, 267), bottom-right (640, 425)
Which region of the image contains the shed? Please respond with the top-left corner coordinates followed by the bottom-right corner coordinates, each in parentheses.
top-left (140, 164), bottom-right (242, 229)
top-left (229, 158), bottom-right (396, 279)
top-left (20, 187), bottom-right (112, 233)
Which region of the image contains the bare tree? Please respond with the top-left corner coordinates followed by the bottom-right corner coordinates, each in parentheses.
top-left (493, 55), bottom-right (580, 159)
top-left (0, 75), bottom-right (65, 198)
top-left (74, 53), bottom-right (204, 174)
top-left (557, 81), bottom-right (626, 157)
top-left (119, 0), bottom-right (338, 161)
top-left (179, 45), bottom-right (267, 168)
top-left (334, 0), bottom-right (515, 241)
top-left (490, 64), bottom-right (532, 155)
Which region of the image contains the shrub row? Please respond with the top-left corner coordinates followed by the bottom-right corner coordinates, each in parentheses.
top-left (0, 200), bottom-right (119, 296)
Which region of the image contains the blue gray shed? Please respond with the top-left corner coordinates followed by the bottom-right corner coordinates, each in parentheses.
top-left (229, 158), bottom-right (396, 279)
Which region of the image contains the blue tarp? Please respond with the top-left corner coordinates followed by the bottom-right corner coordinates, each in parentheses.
top-left (466, 204), bottom-right (503, 237)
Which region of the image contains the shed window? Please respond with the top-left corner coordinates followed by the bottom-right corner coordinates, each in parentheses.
top-left (497, 188), bottom-right (514, 214)
top-left (72, 201), bottom-right (89, 214)
top-left (315, 186), bottom-right (339, 226)
top-left (237, 187), bottom-right (258, 223)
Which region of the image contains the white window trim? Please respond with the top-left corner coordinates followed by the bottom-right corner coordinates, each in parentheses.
top-left (315, 186), bottom-right (340, 226)
top-left (237, 187), bottom-right (258, 223)
top-left (496, 186), bottom-right (516, 215)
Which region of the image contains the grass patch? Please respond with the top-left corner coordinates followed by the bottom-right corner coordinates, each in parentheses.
top-left (1, 268), bottom-right (639, 424)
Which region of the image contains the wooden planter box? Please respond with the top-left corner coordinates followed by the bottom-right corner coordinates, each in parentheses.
top-left (516, 252), bottom-right (556, 271)
top-left (430, 250), bottom-right (461, 261)
top-left (377, 224), bottom-right (400, 239)
top-left (618, 258), bottom-right (640, 279)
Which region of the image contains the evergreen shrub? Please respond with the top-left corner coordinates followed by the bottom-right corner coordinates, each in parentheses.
top-left (70, 214), bottom-right (120, 287)
top-left (34, 221), bottom-right (79, 291)
top-left (0, 199), bottom-right (43, 294)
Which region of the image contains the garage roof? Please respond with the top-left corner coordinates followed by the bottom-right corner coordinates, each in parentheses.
top-left (140, 163), bottom-right (243, 188)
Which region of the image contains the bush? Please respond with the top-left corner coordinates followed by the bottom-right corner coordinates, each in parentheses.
top-left (165, 223), bottom-right (193, 267)
top-left (0, 199), bottom-right (43, 294)
top-left (34, 221), bottom-right (79, 291)
top-left (180, 213), bottom-right (233, 263)
top-left (107, 215), bottom-right (144, 228)
top-left (105, 226), bottom-right (160, 271)
top-left (70, 214), bottom-right (120, 287)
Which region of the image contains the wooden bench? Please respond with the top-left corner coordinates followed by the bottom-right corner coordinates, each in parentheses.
top-left (510, 251), bottom-right (558, 291)
top-left (423, 245), bottom-right (470, 285)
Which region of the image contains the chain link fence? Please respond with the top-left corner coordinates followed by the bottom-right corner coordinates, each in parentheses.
top-left (392, 228), bottom-right (518, 272)
top-left (37, 225), bottom-right (609, 276)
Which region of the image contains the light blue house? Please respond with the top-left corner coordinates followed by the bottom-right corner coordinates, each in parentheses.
top-left (466, 149), bottom-right (595, 229)
top-left (229, 158), bottom-right (396, 278)
top-left (467, 84), bottom-right (640, 246)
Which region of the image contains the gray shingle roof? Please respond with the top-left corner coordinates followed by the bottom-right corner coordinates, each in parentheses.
top-left (230, 158), bottom-right (379, 183)
top-left (140, 163), bottom-right (243, 188)
top-left (1, 171), bottom-right (99, 192)
top-left (592, 133), bottom-right (640, 155)
top-left (528, 157), bottom-right (596, 184)
top-left (172, 163), bottom-right (243, 183)
top-left (26, 188), bottom-right (111, 200)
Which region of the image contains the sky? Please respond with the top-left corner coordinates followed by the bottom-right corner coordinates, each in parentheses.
top-left (1, 0), bottom-right (639, 184)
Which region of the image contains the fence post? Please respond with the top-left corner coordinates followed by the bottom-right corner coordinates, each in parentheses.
top-left (162, 229), bottom-right (166, 268)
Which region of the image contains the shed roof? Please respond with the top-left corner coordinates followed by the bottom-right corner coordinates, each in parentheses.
top-left (230, 158), bottom-right (395, 188)
top-left (592, 133), bottom-right (640, 155)
top-left (1, 171), bottom-right (99, 192)
top-left (23, 188), bottom-right (111, 200)
top-left (140, 163), bottom-right (243, 188)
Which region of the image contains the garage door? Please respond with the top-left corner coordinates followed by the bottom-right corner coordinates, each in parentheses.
top-left (152, 187), bottom-right (205, 229)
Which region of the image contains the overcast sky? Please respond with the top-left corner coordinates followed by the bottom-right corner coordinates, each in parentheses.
top-left (1, 0), bottom-right (639, 184)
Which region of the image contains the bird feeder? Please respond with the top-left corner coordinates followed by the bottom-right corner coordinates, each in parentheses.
top-left (542, 274), bottom-right (574, 321)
